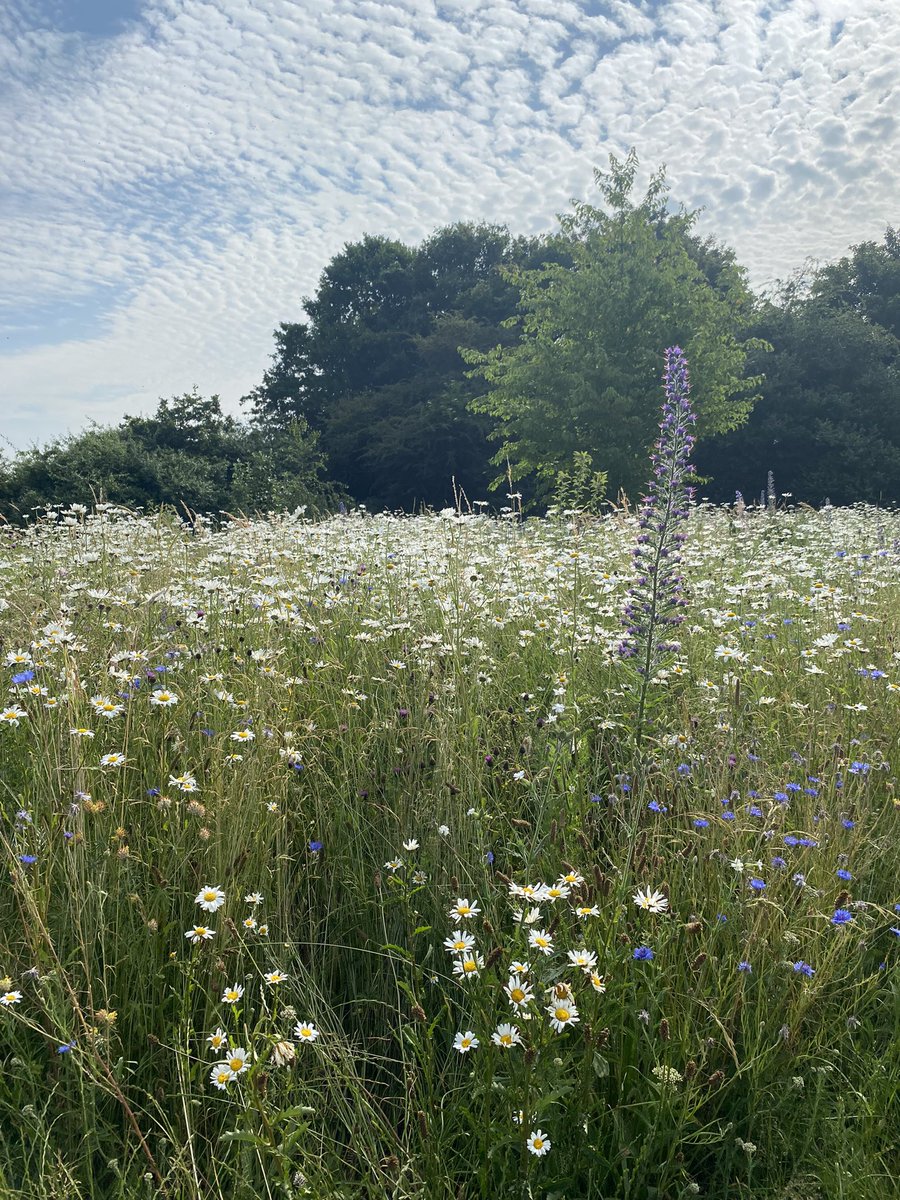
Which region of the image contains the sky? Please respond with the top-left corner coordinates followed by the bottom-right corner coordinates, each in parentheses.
top-left (1, 0), bottom-right (898, 451)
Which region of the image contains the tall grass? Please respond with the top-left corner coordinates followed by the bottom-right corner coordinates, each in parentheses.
top-left (0, 495), bottom-right (898, 1199)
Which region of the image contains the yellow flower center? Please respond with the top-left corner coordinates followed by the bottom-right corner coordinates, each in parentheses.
top-left (555, 1008), bottom-right (570, 1022)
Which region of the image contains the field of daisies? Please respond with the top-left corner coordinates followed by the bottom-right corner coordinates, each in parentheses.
top-left (1, 497), bottom-right (899, 1200)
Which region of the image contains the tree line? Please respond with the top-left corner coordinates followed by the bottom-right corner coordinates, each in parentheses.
top-left (3, 150), bottom-right (898, 519)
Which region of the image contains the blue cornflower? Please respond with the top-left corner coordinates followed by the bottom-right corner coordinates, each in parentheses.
top-left (792, 961), bottom-right (815, 977)
top-left (786, 783), bottom-right (802, 793)
top-left (836, 869), bottom-right (852, 881)
top-left (737, 961), bottom-right (752, 972)
top-left (749, 878), bottom-right (766, 891)
top-left (633, 946), bottom-right (654, 961)
top-left (774, 792), bottom-right (789, 804)
top-left (146, 788), bottom-right (160, 797)
top-left (647, 800), bottom-right (667, 813)
top-left (716, 914), bottom-right (728, 923)
top-left (793, 873), bottom-right (806, 887)
top-left (693, 818), bottom-right (710, 828)
top-left (889, 928), bottom-right (900, 938)
top-left (18, 854), bottom-right (37, 865)
top-left (589, 794), bottom-right (603, 804)
top-left (485, 850), bottom-right (495, 864)
top-left (56, 1040), bottom-right (75, 1054)
top-left (308, 840), bottom-right (323, 853)
top-left (849, 762), bottom-right (870, 775)
top-left (784, 836), bottom-right (799, 846)
top-left (11, 670), bottom-right (34, 685)
top-left (721, 811), bottom-right (736, 822)
top-left (842, 818), bottom-right (856, 829)
top-left (747, 805), bottom-right (763, 818)
top-left (677, 764), bottom-right (692, 776)
top-left (771, 856), bottom-right (787, 869)
top-left (797, 838), bottom-right (818, 848)
top-left (832, 909), bottom-right (853, 925)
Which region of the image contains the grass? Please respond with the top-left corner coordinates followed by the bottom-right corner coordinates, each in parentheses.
top-left (0, 498), bottom-right (898, 1199)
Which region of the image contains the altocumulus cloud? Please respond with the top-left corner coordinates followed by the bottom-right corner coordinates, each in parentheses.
top-left (1, 0), bottom-right (897, 448)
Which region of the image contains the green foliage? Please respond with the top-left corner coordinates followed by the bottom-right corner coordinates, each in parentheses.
top-left (0, 392), bottom-right (343, 520)
top-left (696, 231), bottom-right (900, 505)
top-left (244, 224), bottom-right (562, 508)
top-left (549, 450), bottom-right (608, 515)
top-left (463, 150), bottom-right (764, 503)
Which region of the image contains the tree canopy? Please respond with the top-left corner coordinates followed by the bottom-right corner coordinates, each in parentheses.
top-left (463, 150), bottom-right (764, 503)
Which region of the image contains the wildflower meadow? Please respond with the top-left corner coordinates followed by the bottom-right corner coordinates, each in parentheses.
top-left (1, 363), bottom-right (899, 1199)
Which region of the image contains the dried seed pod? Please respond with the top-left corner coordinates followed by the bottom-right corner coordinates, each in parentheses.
top-left (691, 952), bottom-right (708, 971)
top-left (659, 1018), bottom-right (670, 1041)
top-left (707, 1070), bottom-right (725, 1088)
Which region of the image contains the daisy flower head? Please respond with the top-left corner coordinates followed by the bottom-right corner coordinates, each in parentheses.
top-left (384, 859), bottom-right (404, 872)
top-left (294, 1021), bottom-right (319, 1044)
top-left (575, 904), bottom-right (600, 920)
top-left (222, 982), bottom-right (244, 1004)
top-left (528, 928), bottom-right (554, 956)
top-left (588, 971), bottom-right (607, 993)
top-left (546, 998), bottom-right (580, 1033)
top-left (491, 1022), bottom-right (522, 1049)
top-left (443, 929), bottom-right (475, 956)
top-left (224, 1047), bottom-right (250, 1076)
top-left (452, 953), bottom-right (485, 981)
top-left (633, 887), bottom-right (669, 914)
top-left (453, 1030), bottom-right (479, 1053)
top-left (195, 885), bottom-right (226, 913)
top-left (1, 706), bottom-right (28, 727)
top-left (527, 1129), bottom-right (551, 1157)
top-left (557, 870), bottom-right (585, 887)
top-left (1, 990), bottom-right (23, 1006)
top-left (541, 883), bottom-right (571, 902)
top-left (230, 729), bottom-right (255, 742)
top-left (206, 1028), bottom-right (228, 1052)
top-left (567, 948), bottom-right (597, 971)
top-left (504, 976), bottom-right (534, 1010)
top-left (508, 960), bottom-right (531, 976)
top-left (448, 898), bottom-right (481, 921)
top-left (184, 925), bottom-right (215, 944)
top-left (209, 1063), bottom-right (234, 1090)
top-left (100, 752), bottom-right (127, 768)
top-left (169, 773), bottom-right (198, 793)
top-left (244, 892), bottom-right (264, 906)
top-left (402, 838), bottom-right (419, 852)
top-left (150, 689), bottom-right (179, 706)
top-left (264, 969), bottom-right (288, 986)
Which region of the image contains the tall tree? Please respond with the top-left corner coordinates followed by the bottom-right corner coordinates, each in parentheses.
top-left (463, 150), bottom-right (763, 503)
top-left (244, 224), bottom-right (557, 509)
top-left (696, 233), bottom-right (900, 506)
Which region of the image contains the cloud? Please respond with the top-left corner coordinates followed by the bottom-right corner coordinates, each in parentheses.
top-left (1, 0), bottom-right (899, 447)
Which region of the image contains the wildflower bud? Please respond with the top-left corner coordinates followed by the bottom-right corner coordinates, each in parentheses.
top-left (496, 872), bottom-right (512, 887)
top-left (683, 921), bottom-right (702, 934)
top-left (147, 1033), bottom-right (159, 1046)
top-left (411, 1004), bottom-right (426, 1023)
top-left (577, 832), bottom-right (591, 853)
top-left (450, 876), bottom-right (459, 892)
top-left (186, 800), bottom-right (205, 817)
top-left (618, 932), bottom-right (630, 945)
top-left (381, 1156), bottom-right (400, 1175)
top-left (198, 827), bottom-right (211, 841)
top-left (147, 919), bottom-right (158, 933)
top-left (524, 1047), bottom-right (536, 1066)
top-left (835, 890), bottom-right (850, 906)
top-left (374, 872), bottom-right (382, 890)
top-left (549, 820), bottom-right (558, 844)
top-left (482, 919), bottom-right (495, 936)
top-left (485, 946), bottom-right (504, 970)
top-left (511, 818), bottom-right (531, 830)
top-left (691, 953), bottom-right (707, 971)
top-left (417, 1110), bottom-right (428, 1138)
top-left (707, 1070), bottom-right (725, 1088)
top-left (659, 1018), bottom-right (670, 1041)
top-left (684, 1059), bottom-right (697, 1080)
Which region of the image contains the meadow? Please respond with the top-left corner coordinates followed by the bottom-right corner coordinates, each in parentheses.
top-left (1, 495), bottom-right (898, 1199)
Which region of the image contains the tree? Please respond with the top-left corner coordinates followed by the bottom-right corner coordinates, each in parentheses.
top-left (463, 150), bottom-right (764, 503)
top-left (696, 237), bottom-right (900, 506)
top-left (244, 224), bottom-right (558, 509)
